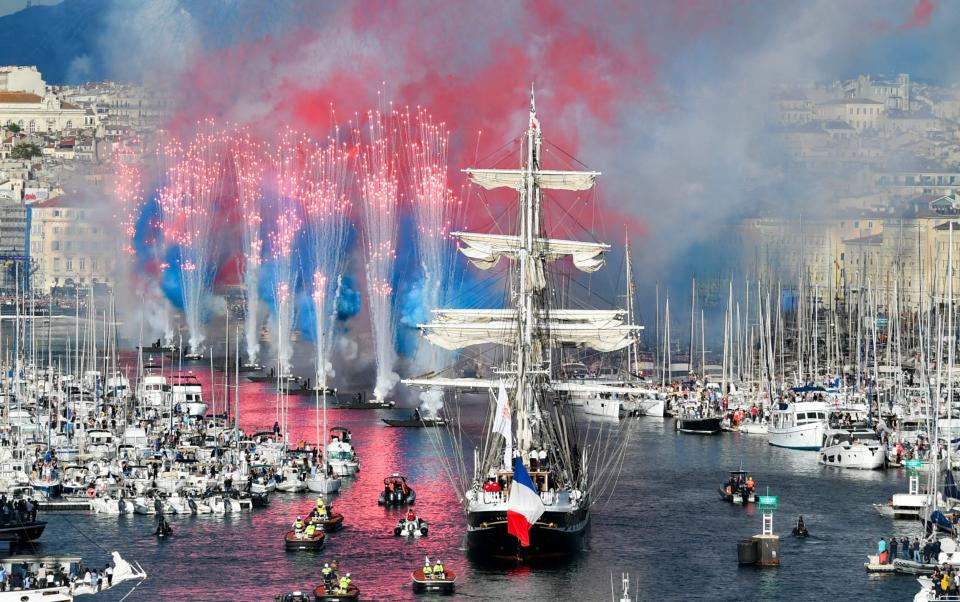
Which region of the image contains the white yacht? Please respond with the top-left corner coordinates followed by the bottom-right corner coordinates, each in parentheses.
top-left (818, 427), bottom-right (885, 469)
top-left (326, 427), bottom-right (359, 477)
top-left (767, 401), bottom-right (827, 450)
top-left (137, 373), bottom-right (169, 408)
top-left (170, 374), bottom-right (208, 418)
top-left (582, 395), bottom-right (622, 419)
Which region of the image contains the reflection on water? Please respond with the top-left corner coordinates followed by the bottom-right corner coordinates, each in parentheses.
top-left (29, 370), bottom-right (918, 600)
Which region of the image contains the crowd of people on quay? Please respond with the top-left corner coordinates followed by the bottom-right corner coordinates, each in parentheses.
top-left (877, 535), bottom-right (929, 564)
top-left (0, 495), bottom-right (39, 524)
top-left (929, 565), bottom-right (960, 599)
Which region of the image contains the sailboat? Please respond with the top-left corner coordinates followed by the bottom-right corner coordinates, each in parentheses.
top-left (404, 89), bottom-right (640, 558)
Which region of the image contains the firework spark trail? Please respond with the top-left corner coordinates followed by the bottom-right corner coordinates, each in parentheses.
top-left (268, 131), bottom-right (306, 374)
top-left (400, 108), bottom-right (460, 416)
top-left (230, 130), bottom-right (265, 365)
top-left (301, 130), bottom-right (352, 389)
top-left (157, 123), bottom-right (229, 355)
top-left (357, 108), bottom-right (401, 401)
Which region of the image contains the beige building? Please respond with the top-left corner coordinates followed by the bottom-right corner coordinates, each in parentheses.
top-left (817, 98), bottom-right (886, 130)
top-left (0, 92), bottom-right (88, 134)
top-left (731, 196), bottom-right (960, 311)
top-left (28, 196), bottom-right (119, 292)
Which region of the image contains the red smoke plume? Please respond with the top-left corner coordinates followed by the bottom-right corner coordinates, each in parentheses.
top-left (900, 0), bottom-right (935, 30)
top-left (162, 0), bottom-right (684, 237)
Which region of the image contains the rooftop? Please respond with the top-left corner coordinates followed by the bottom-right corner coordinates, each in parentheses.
top-left (820, 98), bottom-right (885, 106)
top-left (0, 92), bottom-right (41, 104)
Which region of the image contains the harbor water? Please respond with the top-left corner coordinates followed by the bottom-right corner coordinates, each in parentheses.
top-left (25, 369), bottom-right (916, 601)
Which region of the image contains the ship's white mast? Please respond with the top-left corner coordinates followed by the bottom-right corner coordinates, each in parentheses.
top-left (515, 85), bottom-right (540, 458)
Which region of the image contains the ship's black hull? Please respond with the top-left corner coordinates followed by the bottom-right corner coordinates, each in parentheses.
top-left (676, 417), bottom-right (722, 434)
top-left (466, 506), bottom-right (587, 560)
top-left (381, 418), bottom-right (445, 427)
top-left (0, 521), bottom-right (46, 542)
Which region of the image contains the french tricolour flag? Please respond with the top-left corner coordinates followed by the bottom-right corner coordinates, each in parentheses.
top-left (507, 456), bottom-right (546, 547)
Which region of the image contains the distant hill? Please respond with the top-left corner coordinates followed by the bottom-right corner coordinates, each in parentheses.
top-left (0, 0), bottom-right (111, 84)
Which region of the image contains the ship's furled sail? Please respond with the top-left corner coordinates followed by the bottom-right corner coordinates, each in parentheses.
top-left (420, 309), bottom-right (637, 352)
top-left (464, 168), bottom-right (600, 191)
top-left (454, 232), bottom-right (608, 273)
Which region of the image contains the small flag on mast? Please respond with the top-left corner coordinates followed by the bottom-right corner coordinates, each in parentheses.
top-left (492, 381), bottom-right (511, 468)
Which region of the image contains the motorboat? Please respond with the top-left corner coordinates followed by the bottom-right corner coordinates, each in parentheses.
top-left (767, 401), bottom-right (827, 450)
top-left (313, 583), bottom-right (359, 601)
top-left (326, 427), bottom-right (360, 477)
top-left (411, 567), bottom-right (456, 592)
top-left (718, 470), bottom-right (756, 504)
top-left (308, 512), bottom-right (344, 532)
top-left (170, 374), bottom-right (208, 418)
top-left (675, 412), bottom-right (722, 434)
top-left (275, 592), bottom-right (312, 602)
top-left (738, 421), bottom-right (769, 435)
top-left (582, 395), bottom-right (623, 419)
top-left (394, 514), bottom-right (428, 537)
top-left (274, 465), bottom-right (308, 493)
top-left (819, 427), bottom-right (885, 470)
top-left (632, 391), bottom-right (666, 417)
top-left (378, 474), bottom-right (416, 506)
top-left (331, 391), bottom-right (395, 409)
top-left (137, 373), bottom-right (169, 408)
top-left (382, 409), bottom-right (447, 427)
top-left (0, 551), bottom-right (145, 601)
top-left (285, 529), bottom-right (325, 551)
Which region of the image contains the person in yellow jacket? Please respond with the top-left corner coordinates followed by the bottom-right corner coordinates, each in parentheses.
top-left (338, 574), bottom-right (351, 593)
top-left (422, 562), bottom-right (433, 580)
top-left (304, 523), bottom-right (316, 538)
top-left (315, 497), bottom-right (329, 519)
top-left (433, 560), bottom-right (445, 579)
top-left (293, 516), bottom-right (304, 532)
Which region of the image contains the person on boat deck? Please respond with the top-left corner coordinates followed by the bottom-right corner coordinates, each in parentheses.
top-left (889, 536), bottom-right (898, 561)
top-left (423, 560), bottom-right (433, 580)
top-left (745, 476), bottom-right (755, 492)
top-left (402, 511), bottom-right (422, 531)
top-left (293, 516), bottom-right (304, 532)
top-left (913, 538), bottom-right (922, 563)
top-left (877, 537), bottom-right (887, 564)
top-left (315, 496), bottom-right (328, 517)
top-left (433, 560), bottom-right (445, 579)
top-left (304, 523), bottom-right (317, 538)
top-left (338, 574), bottom-right (351, 593)
top-left (482, 477), bottom-right (502, 500)
top-left (322, 563), bottom-right (333, 589)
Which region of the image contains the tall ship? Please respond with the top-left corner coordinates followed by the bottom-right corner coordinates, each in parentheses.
top-left (405, 90), bottom-right (640, 559)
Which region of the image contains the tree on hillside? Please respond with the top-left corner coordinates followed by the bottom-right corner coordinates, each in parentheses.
top-left (11, 143), bottom-right (40, 159)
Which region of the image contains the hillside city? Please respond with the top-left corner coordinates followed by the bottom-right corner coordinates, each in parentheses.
top-left (0, 67), bottom-right (958, 314)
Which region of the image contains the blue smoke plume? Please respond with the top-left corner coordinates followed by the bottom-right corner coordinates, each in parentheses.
top-left (337, 275), bottom-right (361, 321)
top-left (160, 245), bottom-right (185, 310)
top-left (131, 194), bottom-right (162, 269)
top-left (393, 212), bottom-right (502, 359)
